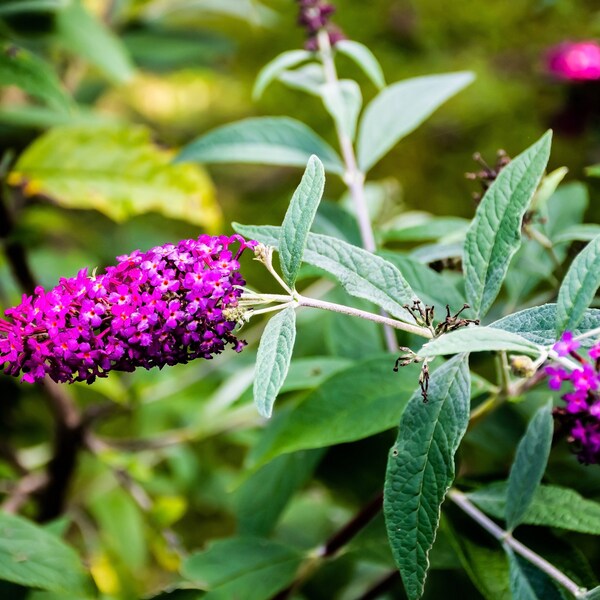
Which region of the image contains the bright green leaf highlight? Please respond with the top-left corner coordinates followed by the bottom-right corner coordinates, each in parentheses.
top-left (279, 156), bottom-right (325, 288)
top-left (468, 482), bottom-right (600, 535)
top-left (335, 40), bottom-right (385, 89)
top-left (418, 326), bottom-right (541, 358)
top-left (249, 357), bottom-right (421, 468)
top-left (254, 307), bottom-right (296, 418)
top-left (175, 117), bottom-right (344, 175)
top-left (464, 131), bottom-right (552, 318)
top-left (10, 124), bottom-right (220, 229)
top-left (55, 1), bottom-right (134, 84)
top-left (0, 44), bottom-right (71, 112)
top-left (384, 355), bottom-right (471, 600)
top-left (181, 537), bottom-right (301, 600)
top-left (357, 72), bottom-right (474, 172)
top-left (492, 304), bottom-right (600, 347)
top-left (253, 49), bottom-right (311, 99)
top-left (505, 402), bottom-right (553, 532)
top-left (234, 224), bottom-right (417, 322)
top-left (0, 512), bottom-right (90, 594)
top-left (556, 233), bottom-right (600, 334)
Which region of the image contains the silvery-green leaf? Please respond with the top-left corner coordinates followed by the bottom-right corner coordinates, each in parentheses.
top-left (253, 49), bottom-right (312, 99)
top-left (418, 327), bottom-right (541, 359)
top-left (278, 63), bottom-right (325, 96)
top-left (279, 156), bottom-right (325, 287)
top-left (175, 116), bottom-right (344, 175)
top-left (553, 224), bottom-right (600, 244)
top-left (254, 307), bottom-right (296, 418)
top-left (335, 40), bottom-right (385, 89)
top-left (556, 233), bottom-right (600, 334)
top-left (357, 72), bottom-right (474, 172)
top-left (464, 131), bottom-right (552, 318)
top-left (491, 304), bottom-right (600, 347)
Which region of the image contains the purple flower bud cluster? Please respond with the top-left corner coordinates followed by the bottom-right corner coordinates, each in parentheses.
top-left (546, 332), bottom-right (600, 465)
top-left (0, 235), bottom-right (256, 385)
top-left (297, 0), bottom-right (345, 51)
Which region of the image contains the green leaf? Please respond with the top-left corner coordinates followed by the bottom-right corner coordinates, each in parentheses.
top-left (335, 40), bottom-right (385, 89)
top-left (253, 49), bottom-right (312, 99)
top-left (278, 63), bottom-right (324, 96)
top-left (281, 356), bottom-right (353, 392)
top-left (445, 521), bottom-right (511, 600)
top-left (505, 402), bottom-right (553, 532)
top-left (418, 327), bottom-right (541, 358)
top-left (464, 131), bottom-right (552, 318)
top-left (553, 224), bottom-right (600, 244)
top-left (320, 79), bottom-right (362, 141)
top-left (585, 164), bottom-right (600, 177)
top-left (152, 0), bottom-right (277, 26)
top-left (506, 550), bottom-right (539, 600)
top-left (467, 482), bottom-right (600, 535)
top-left (556, 233), bottom-right (600, 334)
top-left (357, 72), bottom-right (474, 172)
top-left (0, 1), bottom-right (65, 15)
top-left (249, 356), bottom-right (421, 467)
top-left (175, 117), bottom-right (344, 175)
top-left (9, 124), bottom-right (220, 228)
top-left (584, 586), bottom-right (600, 600)
top-left (0, 512), bottom-right (90, 593)
top-left (234, 450), bottom-right (323, 536)
top-left (380, 216), bottom-right (469, 243)
top-left (55, 1), bottom-right (134, 84)
top-left (491, 304), bottom-right (600, 347)
top-left (384, 355), bottom-right (471, 600)
top-left (181, 537), bottom-right (301, 600)
top-left (279, 156), bottom-right (325, 288)
top-left (254, 307), bottom-right (296, 418)
top-left (233, 224), bottom-right (417, 322)
top-left (378, 251), bottom-right (466, 313)
top-left (0, 44), bottom-right (71, 112)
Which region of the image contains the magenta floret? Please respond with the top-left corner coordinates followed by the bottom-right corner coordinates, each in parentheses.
top-left (0, 234), bottom-right (256, 384)
top-left (548, 334), bottom-right (600, 465)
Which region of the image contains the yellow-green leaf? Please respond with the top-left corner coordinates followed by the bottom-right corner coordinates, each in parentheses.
top-left (9, 124), bottom-right (220, 230)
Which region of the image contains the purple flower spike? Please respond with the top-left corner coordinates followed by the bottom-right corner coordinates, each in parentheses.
top-left (547, 331), bottom-right (600, 465)
top-left (0, 235), bottom-right (257, 384)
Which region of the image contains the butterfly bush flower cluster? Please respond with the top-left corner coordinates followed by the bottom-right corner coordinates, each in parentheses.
top-left (546, 40), bottom-right (600, 81)
top-left (546, 332), bottom-right (600, 465)
top-left (0, 235), bottom-right (256, 384)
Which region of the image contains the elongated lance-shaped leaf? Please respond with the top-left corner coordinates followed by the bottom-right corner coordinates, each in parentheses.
top-left (384, 354), bottom-right (471, 600)
top-left (491, 304), bottom-right (600, 347)
top-left (335, 40), bottom-right (385, 89)
top-left (234, 224), bottom-right (418, 322)
top-left (357, 72), bottom-right (474, 172)
top-left (279, 156), bottom-right (325, 288)
top-left (585, 586), bottom-right (600, 600)
top-left (464, 131), bottom-right (552, 318)
top-left (253, 49), bottom-right (312, 99)
top-left (556, 233), bottom-right (600, 334)
top-left (505, 402), bottom-right (554, 532)
top-left (254, 307), bottom-right (296, 418)
top-left (175, 116), bottom-right (344, 175)
top-left (418, 326), bottom-right (542, 358)
top-left (0, 43), bottom-right (71, 112)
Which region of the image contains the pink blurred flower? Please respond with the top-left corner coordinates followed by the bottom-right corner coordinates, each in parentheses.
top-left (547, 40), bottom-right (600, 81)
